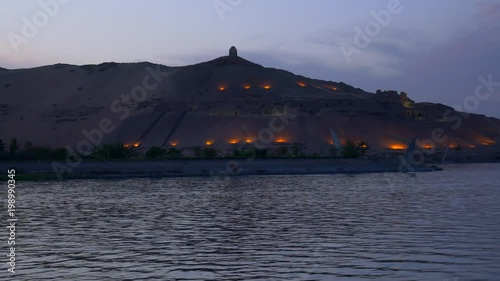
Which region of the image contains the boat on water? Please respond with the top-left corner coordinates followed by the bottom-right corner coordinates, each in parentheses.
top-left (398, 137), bottom-right (443, 172)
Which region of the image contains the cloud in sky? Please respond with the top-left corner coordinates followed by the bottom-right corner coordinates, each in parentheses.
top-left (477, 0), bottom-right (500, 21)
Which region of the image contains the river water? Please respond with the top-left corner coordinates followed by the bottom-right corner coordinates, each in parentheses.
top-left (7, 163), bottom-right (500, 280)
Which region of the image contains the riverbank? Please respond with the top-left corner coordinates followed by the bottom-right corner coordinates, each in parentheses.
top-left (3, 157), bottom-right (498, 181)
top-left (0, 158), bottom-right (444, 181)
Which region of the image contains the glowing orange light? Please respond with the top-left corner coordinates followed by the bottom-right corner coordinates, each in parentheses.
top-left (480, 139), bottom-right (496, 146)
top-left (468, 145), bottom-right (476, 148)
top-left (361, 144), bottom-right (368, 149)
top-left (243, 85), bottom-right (252, 90)
top-left (423, 145), bottom-right (433, 149)
top-left (275, 138), bottom-right (287, 143)
top-left (133, 142), bottom-right (141, 148)
top-left (205, 140), bottom-right (214, 146)
top-left (326, 85), bottom-right (338, 91)
top-left (170, 142), bottom-right (178, 147)
top-left (123, 143), bottom-right (131, 148)
top-left (390, 144), bottom-right (407, 150)
top-left (229, 139), bottom-right (239, 144)
top-left (478, 137), bottom-right (496, 146)
top-left (218, 86), bottom-right (226, 91)
top-left (245, 138), bottom-right (254, 144)
top-left (328, 139), bottom-right (334, 145)
top-left (263, 85), bottom-right (271, 90)
top-left (297, 81), bottom-right (307, 87)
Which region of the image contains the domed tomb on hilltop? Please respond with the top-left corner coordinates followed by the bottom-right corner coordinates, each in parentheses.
top-left (229, 46), bottom-right (238, 57)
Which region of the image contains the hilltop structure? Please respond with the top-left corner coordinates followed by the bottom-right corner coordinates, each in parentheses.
top-left (229, 46), bottom-right (238, 57)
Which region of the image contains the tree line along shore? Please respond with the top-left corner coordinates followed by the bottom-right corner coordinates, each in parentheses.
top-left (0, 138), bottom-right (370, 161)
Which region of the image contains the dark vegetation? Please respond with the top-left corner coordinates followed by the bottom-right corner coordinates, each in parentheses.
top-left (145, 146), bottom-right (183, 159)
top-left (0, 138), bottom-right (370, 161)
top-left (340, 139), bottom-right (369, 159)
top-left (0, 138), bottom-right (68, 161)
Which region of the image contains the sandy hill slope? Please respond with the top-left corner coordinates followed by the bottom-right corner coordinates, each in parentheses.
top-left (1, 55), bottom-right (499, 155)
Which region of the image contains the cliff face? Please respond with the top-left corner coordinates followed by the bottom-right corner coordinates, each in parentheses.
top-left (1, 56), bottom-right (499, 155)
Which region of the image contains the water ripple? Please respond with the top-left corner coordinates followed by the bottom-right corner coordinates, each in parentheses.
top-left (5, 163), bottom-right (500, 280)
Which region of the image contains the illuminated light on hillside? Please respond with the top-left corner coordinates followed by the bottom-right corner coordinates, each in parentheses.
top-left (389, 144), bottom-right (407, 150)
top-left (133, 142), bottom-right (141, 148)
top-left (218, 86), bottom-right (226, 91)
top-left (297, 81), bottom-right (307, 87)
top-left (423, 145), bottom-right (433, 149)
top-left (275, 138), bottom-right (287, 143)
top-left (326, 85), bottom-right (338, 91)
top-left (263, 85), bottom-right (272, 90)
top-left (123, 143), bottom-right (131, 148)
top-left (468, 145), bottom-right (476, 148)
top-left (170, 142), bottom-right (178, 147)
top-left (229, 139), bottom-right (239, 144)
top-left (243, 85), bottom-right (252, 90)
top-left (205, 140), bottom-right (214, 146)
top-left (480, 138), bottom-right (496, 146)
top-left (245, 136), bottom-right (257, 144)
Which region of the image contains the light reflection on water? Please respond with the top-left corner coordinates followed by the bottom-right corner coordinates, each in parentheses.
top-left (10, 163), bottom-right (500, 280)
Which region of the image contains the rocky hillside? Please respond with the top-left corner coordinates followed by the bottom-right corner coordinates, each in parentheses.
top-left (1, 54), bottom-right (499, 156)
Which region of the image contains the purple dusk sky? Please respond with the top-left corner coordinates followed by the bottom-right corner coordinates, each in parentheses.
top-left (1, 0), bottom-right (499, 117)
